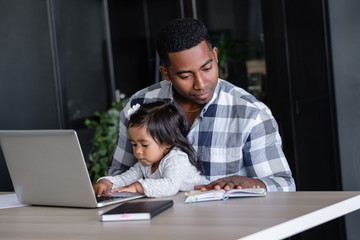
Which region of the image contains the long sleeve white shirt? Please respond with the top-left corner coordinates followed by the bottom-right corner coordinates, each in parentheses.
top-left (99, 148), bottom-right (209, 197)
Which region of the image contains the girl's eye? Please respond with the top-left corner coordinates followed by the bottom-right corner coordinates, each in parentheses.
top-left (142, 144), bottom-right (148, 147)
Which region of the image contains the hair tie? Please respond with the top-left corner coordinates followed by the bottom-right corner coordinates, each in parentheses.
top-left (126, 103), bottom-right (141, 120)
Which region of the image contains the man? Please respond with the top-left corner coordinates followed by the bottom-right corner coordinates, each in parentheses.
top-left (94, 18), bottom-right (295, 195)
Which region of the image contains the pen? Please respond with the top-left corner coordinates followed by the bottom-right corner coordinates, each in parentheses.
top-left (184, 191), bottom-right (203, 196)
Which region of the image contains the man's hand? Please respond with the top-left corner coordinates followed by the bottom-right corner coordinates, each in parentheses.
top-left (194, 175), bottom-right (266, 191)
top-left (109, 182), bottom-right (144, 195)
top-left (92, 179), bottom-right (113, 197)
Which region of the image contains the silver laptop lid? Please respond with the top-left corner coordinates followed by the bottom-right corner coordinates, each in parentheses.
top-left (0, 130), bottom-right (143, 208)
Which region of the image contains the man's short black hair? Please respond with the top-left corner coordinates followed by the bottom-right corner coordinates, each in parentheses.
top-left (156, 18), bottom-right (212, 67)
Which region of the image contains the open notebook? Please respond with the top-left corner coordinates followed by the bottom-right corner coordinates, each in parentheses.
top-left (184, 188), bottom-right (267, 203)
top-left (0, 130), bottom-right (144, 208)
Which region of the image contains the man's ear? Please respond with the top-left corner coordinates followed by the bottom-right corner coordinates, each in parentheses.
top-left (212, 46), bottom-right (218, 63)
top-left (159, 65), bottom-right (171, 81)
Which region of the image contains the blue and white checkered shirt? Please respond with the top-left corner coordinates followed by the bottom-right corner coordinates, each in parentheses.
top-left (108, 79), bottom-right (295, 192)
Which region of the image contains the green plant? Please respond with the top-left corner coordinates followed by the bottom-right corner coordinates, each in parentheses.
top-left (85, 99), bottom-right (129, 184)
top-left (216, 35), bottom-right (248, 80)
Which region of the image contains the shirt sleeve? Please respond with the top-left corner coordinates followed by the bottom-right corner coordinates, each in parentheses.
top-left (107, 101), bottom-right (138, 176)
top-left (138, 154), bottom-right (191, 197)
top-left (98, 162), bottom-right (144, 188)
top-left (244, 106), bottom-right (296, 192)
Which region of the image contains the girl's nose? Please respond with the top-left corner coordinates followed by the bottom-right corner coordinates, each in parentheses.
top-left (135, 147), bottom-right (143, 155)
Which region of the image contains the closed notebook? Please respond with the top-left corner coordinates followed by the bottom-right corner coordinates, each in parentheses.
top-left (101, 200), bottom-right (173, 222)
top-left (184, 188), bottom-right (267, 203)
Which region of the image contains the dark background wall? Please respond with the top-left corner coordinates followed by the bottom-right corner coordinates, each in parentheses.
top-left (0, 0), bottom-right (110, 190)
top-left (0, 0), bottom-right (62, 190)
top-left (107, 0), bottom-right (182, 95)
top-left (328, 0), bottom-right (360, 239)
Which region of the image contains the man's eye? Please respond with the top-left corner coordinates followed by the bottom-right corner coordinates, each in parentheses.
top-left (203, 66), bottom-right (212, 71)
top-left (180, 75), bottom-right (190, 79)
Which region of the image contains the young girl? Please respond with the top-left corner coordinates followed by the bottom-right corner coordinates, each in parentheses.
top-left (93, 99), bottom-right (209, 197)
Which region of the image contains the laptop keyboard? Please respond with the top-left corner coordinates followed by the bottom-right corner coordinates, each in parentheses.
top-left (96, 196), bottom-right (117, 203)
top-left (96, 192), bottom-right (144, 203)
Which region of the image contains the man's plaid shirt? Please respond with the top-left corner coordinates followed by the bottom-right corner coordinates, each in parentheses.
top-left (108, 79), bottom-right (295, 192)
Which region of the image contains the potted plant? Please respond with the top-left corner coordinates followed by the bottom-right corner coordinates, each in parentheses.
top-left (85, 98), bottom-right (129, 184)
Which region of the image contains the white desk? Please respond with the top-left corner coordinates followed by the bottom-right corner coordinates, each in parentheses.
top-left (1, 191), bottom-right (359, 240)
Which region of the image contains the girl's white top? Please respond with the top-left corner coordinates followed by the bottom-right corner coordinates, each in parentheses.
top-left (99, 147), bottom-right (209, 197)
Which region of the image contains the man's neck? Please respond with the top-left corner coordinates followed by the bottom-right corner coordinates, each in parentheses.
top-left (173, 89), bottom-right (204, 112)
top-left (173, 89), bottom-right (204, 128)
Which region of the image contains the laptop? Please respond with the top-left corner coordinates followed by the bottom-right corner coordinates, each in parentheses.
top-left (0, 129), bottom-right (144, 208)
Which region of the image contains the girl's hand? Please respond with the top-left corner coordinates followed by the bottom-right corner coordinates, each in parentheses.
top-left (110, 182), bottom-right (144, 194)
top-left (92, 179), bottom-right (113, 197)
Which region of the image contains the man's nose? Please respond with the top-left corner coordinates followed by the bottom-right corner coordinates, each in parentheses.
top-left (193, 73), bottom-right (205, 90)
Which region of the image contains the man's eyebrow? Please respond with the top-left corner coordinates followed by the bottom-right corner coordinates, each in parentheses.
top-left (200, 59), bottom-right (213, 69)
top-left (175, 59), bottom-right (213, 75)
top-left (176, 70), bottom-right (191, 75)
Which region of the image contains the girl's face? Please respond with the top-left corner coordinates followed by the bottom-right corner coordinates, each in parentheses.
top-left (128, 126), bottom-right (170, 167)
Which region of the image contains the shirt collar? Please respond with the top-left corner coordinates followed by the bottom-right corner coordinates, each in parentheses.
top-left (199, 78), bottom-right (220, 117)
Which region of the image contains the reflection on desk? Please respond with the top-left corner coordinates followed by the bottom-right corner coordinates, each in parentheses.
top-left (0, 191), bottom-right (359, 240)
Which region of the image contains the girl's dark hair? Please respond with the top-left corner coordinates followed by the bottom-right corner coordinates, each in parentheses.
top-left (156, 18), bottom-right (212, 67)
top-left (128, 99), bottom-right (202, 171)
